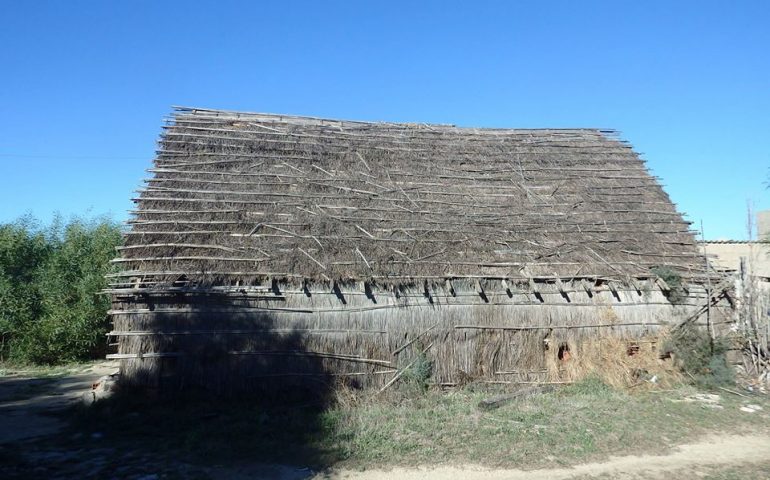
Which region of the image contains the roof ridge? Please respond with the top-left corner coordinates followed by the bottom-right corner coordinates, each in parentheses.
top-left (701, 240), bottom-right (762, 244)
top-left (170, 106), bottom-right (616, 134)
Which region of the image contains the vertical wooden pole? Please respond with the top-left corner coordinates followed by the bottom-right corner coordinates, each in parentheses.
top-left (702, 220), bottom-right (714, 352)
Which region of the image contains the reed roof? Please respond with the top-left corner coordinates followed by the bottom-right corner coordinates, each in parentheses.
top-left (115, 106), bottom-right (706, 286)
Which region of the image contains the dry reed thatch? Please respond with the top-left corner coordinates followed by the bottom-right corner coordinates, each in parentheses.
top-left (547, 331), bottom-right (683, 389)
top-left (116, 106), bottom-right (712, 284)
top-left (108, 107), bottom-right (729, 395)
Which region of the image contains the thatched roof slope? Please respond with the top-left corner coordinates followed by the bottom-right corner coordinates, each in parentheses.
top-left (116, 106), bottom-right (705, 286)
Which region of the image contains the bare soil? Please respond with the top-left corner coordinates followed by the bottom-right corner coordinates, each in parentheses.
top-left (0, 362), bottom-right (118, 443)
top-left (321, 434), bottom-right (770, 479)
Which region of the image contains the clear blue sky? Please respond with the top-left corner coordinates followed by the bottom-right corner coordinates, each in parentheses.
top-left (1, 1), bottom-right (768, 239)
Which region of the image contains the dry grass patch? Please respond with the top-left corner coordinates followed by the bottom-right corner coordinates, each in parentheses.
top-left (547, 332), bottom-right (681, 389)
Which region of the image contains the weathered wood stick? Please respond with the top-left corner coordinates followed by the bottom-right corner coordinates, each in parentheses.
top-left (478, 385), bottom-right (560, 410)
top-left (392, 323), bottom-right (439, 356)
top-left (455, 322), bottom-right (664, 331)
top-left (377, 343), bottom-right (434, 395)
top-left (298, 247), bottom-right (326, 270)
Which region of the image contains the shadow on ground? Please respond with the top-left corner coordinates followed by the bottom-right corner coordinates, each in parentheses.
top-left (0, 307), bottom-right (352, 479)
top-left (1, 372), bottom-right (344, 479)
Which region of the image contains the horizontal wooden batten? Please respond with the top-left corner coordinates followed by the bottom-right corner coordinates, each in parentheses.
top-left (107, 329), bottom-right (387, 336)
top-left (108, 350), bottom-right (392, 367)
top-left (225, 351), bottom-right (392, 367)
top-left (103, 284), bottom-right (668, 298)
top-left (111, 256), bottom-right (270, 263)
top-left (136, 187), bottom-right (677, 210)
top-left (162, 123), bottom-right (627, 146)
top-left (145, 168), bottom-right (650, 186)
top-left (453, 322), bottom-right (664, 331)
top-left (107, 301), bottom-right (704, 316)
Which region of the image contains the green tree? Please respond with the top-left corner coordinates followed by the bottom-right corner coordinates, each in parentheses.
top-left (0, 217), bottom-right (50, 361)
top-left (0, 215), bottom-right (122, 364)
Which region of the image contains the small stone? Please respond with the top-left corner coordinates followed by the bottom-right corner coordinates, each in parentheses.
top-left (694, 393), bottom-right (721, 403)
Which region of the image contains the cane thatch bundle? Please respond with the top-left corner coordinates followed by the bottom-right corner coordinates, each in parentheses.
top-left (108, 107), bottom-right (726, 395)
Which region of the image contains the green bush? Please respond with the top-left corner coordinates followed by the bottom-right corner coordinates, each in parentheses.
top-left (0, 215), bottom-right (122, 364)
top-left (664, 326), bottom-right (735, 388)
top-left (650, 266), bottom-right (686, 305)
top-left (401, 346), bottom-right (434, 394)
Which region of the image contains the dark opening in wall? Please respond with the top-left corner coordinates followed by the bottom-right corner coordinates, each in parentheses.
top-left (270, 279), bottom-right (281, 296)
top-left (332, 282), bottom-right (347, 305)
top-left (558, 342), bottom-right (571, 361)
top-left (423, 281), bottom-right (434, 305)
top-left (364, 282), bottom-right (377, 303)
top-left (392, 284), bottom-right (401, 299)
top-left (610, 288), bottom-right (621, 302)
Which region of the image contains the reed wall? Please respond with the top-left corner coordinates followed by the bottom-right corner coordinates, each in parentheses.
top-left (109, 279), bottom-right (731, 394)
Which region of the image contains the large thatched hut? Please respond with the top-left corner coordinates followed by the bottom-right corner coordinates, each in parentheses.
top-left (107, 107), bottom-right (727, 394)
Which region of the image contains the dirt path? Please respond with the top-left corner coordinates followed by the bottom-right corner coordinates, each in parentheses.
top-left (323, 434), bottom-right (770, 479)
top-left (0, 362), bottom-right (118, 443)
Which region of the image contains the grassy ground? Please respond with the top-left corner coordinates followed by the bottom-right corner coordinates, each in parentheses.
top-left (323, 379), bottom-right (769, 468)
top-left (55, 377), bottom-right (770, 472)
top-left (0, 361), bottom-right (98, 378)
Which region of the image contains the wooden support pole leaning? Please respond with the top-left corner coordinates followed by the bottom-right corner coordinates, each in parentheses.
top-left (392, 322), bottom-right (439, 356)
